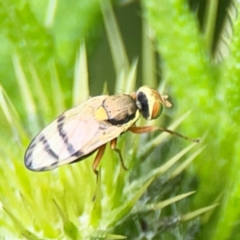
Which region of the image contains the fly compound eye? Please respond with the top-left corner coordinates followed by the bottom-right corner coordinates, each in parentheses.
top-left (151, 101), bottom-right (162, 119)
top-left (136, 86), bottom-right (172, 120)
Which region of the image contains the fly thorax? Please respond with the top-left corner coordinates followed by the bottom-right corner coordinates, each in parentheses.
top-left (102, 94), bottom-right (138, 125)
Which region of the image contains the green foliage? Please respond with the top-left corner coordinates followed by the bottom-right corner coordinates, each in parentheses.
top-left (0, 0), bottom-right (100, 118)
top-left (143, 0), bottom-right (240, 239)
top-left (0, 0), bottom-right (236, 239)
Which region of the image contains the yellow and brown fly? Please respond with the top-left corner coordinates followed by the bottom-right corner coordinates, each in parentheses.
top-left (24, 86), bottom-right (198, 175)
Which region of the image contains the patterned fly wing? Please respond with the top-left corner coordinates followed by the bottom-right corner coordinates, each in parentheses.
top-left (24, 96), bottom-right (126, 171)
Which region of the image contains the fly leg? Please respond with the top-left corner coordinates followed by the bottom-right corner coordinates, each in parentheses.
top-left (92, 144), bottom-right (107, 201)
top-left (129, 126), bottom-right (199, 142)
top-left (110, 138), bottom-right (128, 170)
top-left (92, 144), bottom-right (107, 180)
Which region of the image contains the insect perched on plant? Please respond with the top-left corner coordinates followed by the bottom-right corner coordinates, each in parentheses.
top-left (24, 86), bottom-right (199, 175)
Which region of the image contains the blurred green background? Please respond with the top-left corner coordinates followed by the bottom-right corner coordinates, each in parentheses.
top-left (0, 0), bottom-right (240, 239)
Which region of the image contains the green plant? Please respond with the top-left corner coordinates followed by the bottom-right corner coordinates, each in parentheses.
top-left (1, 0), bottom-right (238, 239)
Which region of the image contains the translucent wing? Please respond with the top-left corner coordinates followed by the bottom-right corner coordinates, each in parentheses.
top-left (24, 96), bottom-right (127, 171)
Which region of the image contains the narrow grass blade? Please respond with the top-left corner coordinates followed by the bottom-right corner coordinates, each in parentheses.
top-left (3, 207), bottom-right (40, 240)
top-left (142, 19), bottom-right (156, 87)
top-left (170, 146), bottom-right (206, 179)
top-left (90, 170), bottom-right (102, 227)
top-left (53, 200), bottom-right (79, 239)
top-left (49, 60), bottom-right (65, 114)
top-left (12, 54), bottom-right (38, 127)
top-left (44, 0), bottom-right (57, 27)
top-left (152, 191), bottom-right (195, 210)
top-left (136, 191), bottom-right (195, 213)
top-left (152, 142), bottom-right (198, 177)
top-left (110, 177), bottom-right (154, 226)
top-left (125, 58), bottom-right (138, 93)
top-left (73, 41), bottom-right (89, 105)
top-left (203, 0), bottom-right (218, 52)
top-left (0, 85), bottom-right (28, 143)
top-left (91, 231), bottom-right (127, 240)
top-left (181, 204), bottom-right (219, 222)
top-left (29, 64), bottom-right (51, 120)
top-left (201, 192), bottom-right (223, 224)
top-left (128, 142), bottom-right (197, 193)
top-left (105, 233), bottom-right (127, 239)
top-left (100, 0), bottom-right (129, 85)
